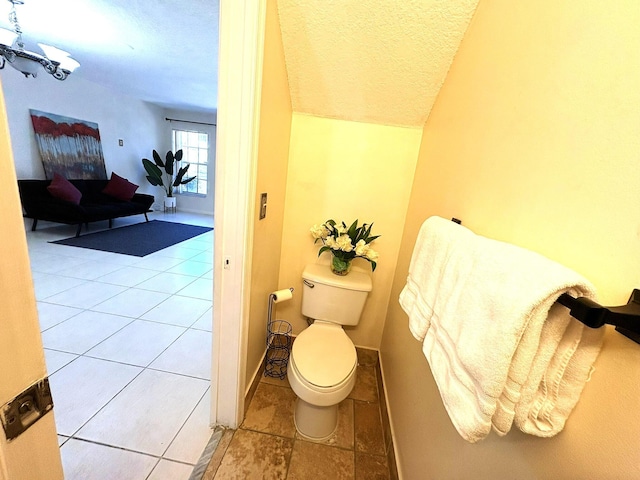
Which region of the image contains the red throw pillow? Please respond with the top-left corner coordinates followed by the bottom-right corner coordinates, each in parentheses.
top-left (102, 172), bottom-right (139, 201)
top-left (47, 173), bottom-right (82, 205)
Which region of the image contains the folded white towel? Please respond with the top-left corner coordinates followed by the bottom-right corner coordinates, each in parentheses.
top-left (399, 216), bottom-right (604, 442)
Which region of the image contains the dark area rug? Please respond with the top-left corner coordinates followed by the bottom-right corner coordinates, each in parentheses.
top-left (51, 220), bottom-right (213, 256)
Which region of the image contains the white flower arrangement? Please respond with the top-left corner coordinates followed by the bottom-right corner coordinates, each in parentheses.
top-left (310, 219), bottom-right (380, 274)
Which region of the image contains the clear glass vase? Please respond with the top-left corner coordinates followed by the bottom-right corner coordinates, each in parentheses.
top-left (330, 256), bottom-right (352, 276)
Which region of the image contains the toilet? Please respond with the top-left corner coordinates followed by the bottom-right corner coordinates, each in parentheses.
top-left (288, 263), bottom-right (372, 441)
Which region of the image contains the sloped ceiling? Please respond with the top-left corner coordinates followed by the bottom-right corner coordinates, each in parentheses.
top-left (277, 0), bottom-right (479, 127)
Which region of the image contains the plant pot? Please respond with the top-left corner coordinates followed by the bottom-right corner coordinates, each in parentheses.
top-left (330, 256), bottom-right (352, 276)
top-left (164, 196), bottom-right (176, 212)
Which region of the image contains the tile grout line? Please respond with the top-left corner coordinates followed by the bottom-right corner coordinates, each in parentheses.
top-left (31, 214), bottom-right (215, 479)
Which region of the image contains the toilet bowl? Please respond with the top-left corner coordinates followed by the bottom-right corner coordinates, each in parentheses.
top-left (289, 321), bottom-right (357, 440)
top-left (288, 264), bottom-right (372, 441)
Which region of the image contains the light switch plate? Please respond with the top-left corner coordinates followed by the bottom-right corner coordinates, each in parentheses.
top-left (259, 193), bottom-right (267, 219)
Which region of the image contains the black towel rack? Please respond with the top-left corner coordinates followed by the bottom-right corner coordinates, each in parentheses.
top-left (556, 290), bottom-right (640, 344)
top-left (449, 217), bottom-right (640, 345)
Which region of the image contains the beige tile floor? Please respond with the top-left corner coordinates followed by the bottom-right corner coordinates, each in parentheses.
top-left (202, 348), bottom-right (393, 480)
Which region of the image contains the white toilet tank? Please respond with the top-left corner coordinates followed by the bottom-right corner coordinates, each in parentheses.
top-left (301, 264), bottom-right (372, 326)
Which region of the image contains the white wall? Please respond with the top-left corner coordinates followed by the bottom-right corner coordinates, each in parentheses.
top-left (0, 67), bottom-right (165, 200)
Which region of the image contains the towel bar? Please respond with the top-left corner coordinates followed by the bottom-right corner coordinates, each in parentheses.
top-left (447, 218), bottom-right (640, 344)
top-left (444, 217), bottom-right (640, 345)
top-left (557, 290), bottom-right (640, 344)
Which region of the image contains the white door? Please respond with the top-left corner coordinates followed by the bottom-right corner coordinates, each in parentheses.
top-left (0, 83), bottom-right (63, 479)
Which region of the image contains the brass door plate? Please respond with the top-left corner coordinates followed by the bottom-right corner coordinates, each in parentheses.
top-left (1, 378), bottom-right (53, 441)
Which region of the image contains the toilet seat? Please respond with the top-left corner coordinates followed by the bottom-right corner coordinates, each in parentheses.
top-left (291, 322), bottom-right (357, 390)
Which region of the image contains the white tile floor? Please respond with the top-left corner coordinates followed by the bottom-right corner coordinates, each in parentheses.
top-left (26, 211), bottom-right (214, 480)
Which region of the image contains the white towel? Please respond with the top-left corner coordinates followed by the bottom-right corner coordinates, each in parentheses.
top-left (399, 216), bottom-right (604, 443)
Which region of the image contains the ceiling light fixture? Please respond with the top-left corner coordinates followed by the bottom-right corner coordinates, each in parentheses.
top-left (0, 0), bottom-right (79, 80)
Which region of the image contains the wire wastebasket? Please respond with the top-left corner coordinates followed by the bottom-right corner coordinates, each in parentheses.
top-left (265, 319), bottom-right (292, 379)
top-left (264, 288), bottom-right (294, 379)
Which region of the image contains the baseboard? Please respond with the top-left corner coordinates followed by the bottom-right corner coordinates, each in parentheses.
top-left (150, 203), bottom-right (214, 216)
top-left (378, 352), bottom-right (401, 480)
top-left (244, 347), bottom-right (266, 416)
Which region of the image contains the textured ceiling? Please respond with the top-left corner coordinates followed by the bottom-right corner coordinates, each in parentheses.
top-left (0, 0), bottom-right (219, 113)
top-left (0, 0), bottom-right (478, 120)
top-left (277, 0), bottom-right (479, 127)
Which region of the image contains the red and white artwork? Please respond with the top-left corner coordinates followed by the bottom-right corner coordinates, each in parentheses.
top-left (30, 109), bottom-right (107, 180)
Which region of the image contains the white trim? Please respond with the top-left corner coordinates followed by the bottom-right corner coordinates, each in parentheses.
top-left (211, 0), bottom-right (266, 428)
top-left (245, 347), bottom-right (267, 398)
top-left (172, 125), bottom-right (214, 196)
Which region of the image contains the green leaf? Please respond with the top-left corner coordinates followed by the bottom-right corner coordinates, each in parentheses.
top-left (165, 151), bottom-right (175, 175)
top-left (142, 158), bottom-right (163, 182)
top-left (366, 234), bottom-right (381, 243)
top-left (178, 175), bottom-right (196, 186)
top-left (173, 163), bottom-right (189, 187)
top-left (175, 163), bottom-right (196, 185)
top-left (145, 175), bottom-right (162, 186)
top-left (362, 223), bottom-right (373, 241)
top-left (347, 219), bottom-right (358, 238)
top-left (354, 223), bottom-right (368, 243)
top-left (318, 246), bottom-right (331, 257)
top-left (174, 149), bottom-right (183, 162)
top-left (370, 261), bottom-right (377, 272)
top-left (152, 150), bottom-right (164, 168)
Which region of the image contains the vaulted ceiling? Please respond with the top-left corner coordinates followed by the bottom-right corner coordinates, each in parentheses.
top-left (0, 0), bottom-right (478, 124)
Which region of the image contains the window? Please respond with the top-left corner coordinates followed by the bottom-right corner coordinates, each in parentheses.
top-left (172, 128), bottom-right (209, 195)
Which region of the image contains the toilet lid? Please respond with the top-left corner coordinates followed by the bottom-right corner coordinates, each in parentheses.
top-left (292, 323), bottom-right (357, 388)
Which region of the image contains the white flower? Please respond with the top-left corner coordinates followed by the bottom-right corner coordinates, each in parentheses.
top-left (325, 235), bottom-right (338, 249)
top-left (335, 234), bottom-right (354, 252)
top-left (310, 218), bottom-right (380, 272)
top-left (310, 224), bottom-right (330, 240)
top-left (355, 239), bottom-right (368, 256)
top-left (366, 248), bottom-right (379, 261)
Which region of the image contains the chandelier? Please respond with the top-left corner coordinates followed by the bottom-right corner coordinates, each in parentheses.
top-left (0, 0), bottom-right (79, 80)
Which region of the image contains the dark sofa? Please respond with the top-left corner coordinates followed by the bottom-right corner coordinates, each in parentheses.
top-left (18, 179), bottom-right (155, 237)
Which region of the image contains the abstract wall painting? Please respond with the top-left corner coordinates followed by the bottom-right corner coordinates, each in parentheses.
top-left (30, 110), bottom-right (107, 180)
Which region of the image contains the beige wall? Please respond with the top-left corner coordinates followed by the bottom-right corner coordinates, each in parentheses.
top-left (245, 0), bottom-right (293, 389)
top-left (381, 0), bottom-right (640, 478)
top-left (276, 114), bottom-right (421, 347)
top-left (0, 82), bottom-right (63, 478)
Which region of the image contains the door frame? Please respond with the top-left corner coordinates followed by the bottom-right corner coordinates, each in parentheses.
top-left (210, 0), bottom-right (266, 428)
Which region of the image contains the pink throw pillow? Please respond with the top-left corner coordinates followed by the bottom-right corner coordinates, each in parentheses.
top-left (102, 172), bottom-right (139, 201)
top-left (47, 173), bottom-right (82, 205)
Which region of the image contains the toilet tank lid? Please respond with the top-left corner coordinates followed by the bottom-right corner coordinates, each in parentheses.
top-left (302, 264), bottom-right (372, 292)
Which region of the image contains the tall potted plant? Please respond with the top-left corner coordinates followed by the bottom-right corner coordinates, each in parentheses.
top-left (142, 149), bottom-right (196, 210)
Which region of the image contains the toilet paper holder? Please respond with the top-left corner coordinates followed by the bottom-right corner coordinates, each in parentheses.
top-left (264, 288), bottom-right (294, 379)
